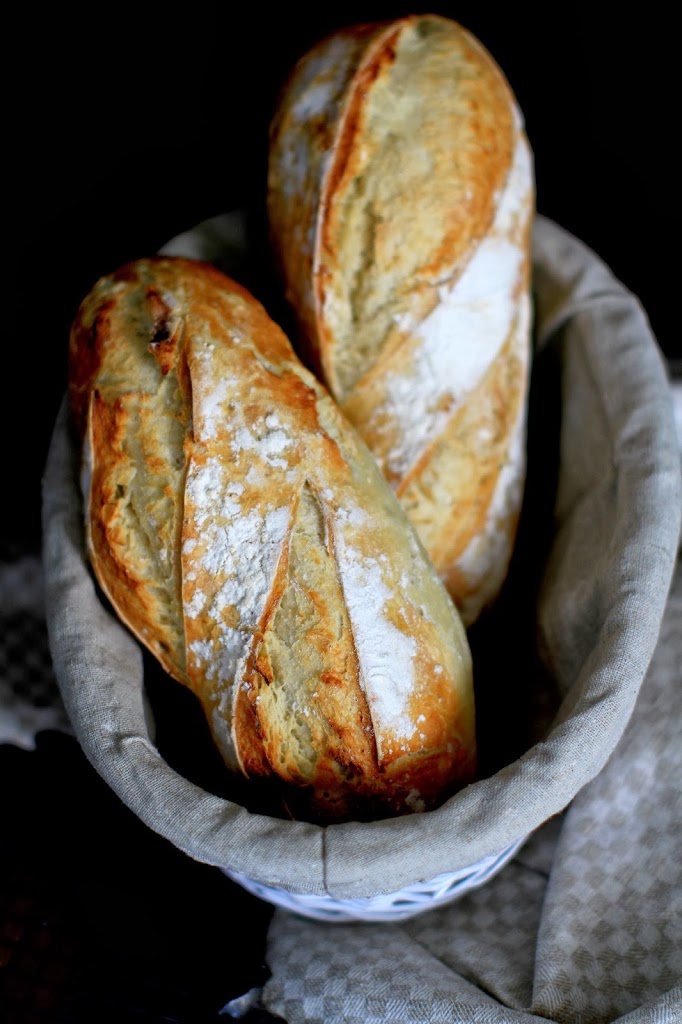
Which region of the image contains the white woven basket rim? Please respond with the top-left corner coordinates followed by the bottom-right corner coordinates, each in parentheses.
top-left (223, 834), bottom-right (528, 922)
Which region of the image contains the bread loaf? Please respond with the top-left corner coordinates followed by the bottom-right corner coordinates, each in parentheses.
top-left (68, 255), bottom-right (476, 824)
top-left (267, 14), bottom-right (535, 626)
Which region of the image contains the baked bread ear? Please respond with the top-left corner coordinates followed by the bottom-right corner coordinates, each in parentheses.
top-left (68, 255), bottom-right (476, 824)
top-left (267, 13), bottom-right (535, 626)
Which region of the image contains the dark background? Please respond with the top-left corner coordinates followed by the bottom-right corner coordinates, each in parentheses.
top-left (6, 3), bottom-right (679, 553)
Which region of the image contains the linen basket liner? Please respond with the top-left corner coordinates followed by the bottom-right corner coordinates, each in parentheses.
top-left (40, 214), bottom-right (682, 901)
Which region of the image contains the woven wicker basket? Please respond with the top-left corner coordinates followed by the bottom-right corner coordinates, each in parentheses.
top-left (42, 213), bottom-right (682, 924)
top-left (223, 837), bottom-right (528, 922)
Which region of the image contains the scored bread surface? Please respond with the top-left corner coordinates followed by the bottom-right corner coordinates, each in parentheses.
top-left (268, 14), bottom-right (535, 625)
top-left (68, 256), bottom-right (476, 824)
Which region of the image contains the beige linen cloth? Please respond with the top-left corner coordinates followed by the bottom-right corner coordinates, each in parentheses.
top-left (42, 215), bottom-right (682, 1023)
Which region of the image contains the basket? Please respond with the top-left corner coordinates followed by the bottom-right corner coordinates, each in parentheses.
top-left (223, 836), bottom-right (528, 922)
top-left (41, 213), bottom-right (682, 923)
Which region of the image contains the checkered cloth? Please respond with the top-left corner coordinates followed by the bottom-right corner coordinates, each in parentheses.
top-left (0, 555), bottom-right (72, 749)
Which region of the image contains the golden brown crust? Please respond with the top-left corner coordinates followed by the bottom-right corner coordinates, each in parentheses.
top-left (68, 255), bottom-right (476, 824)
top-left (268, 14), bottom-right (535, 626)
